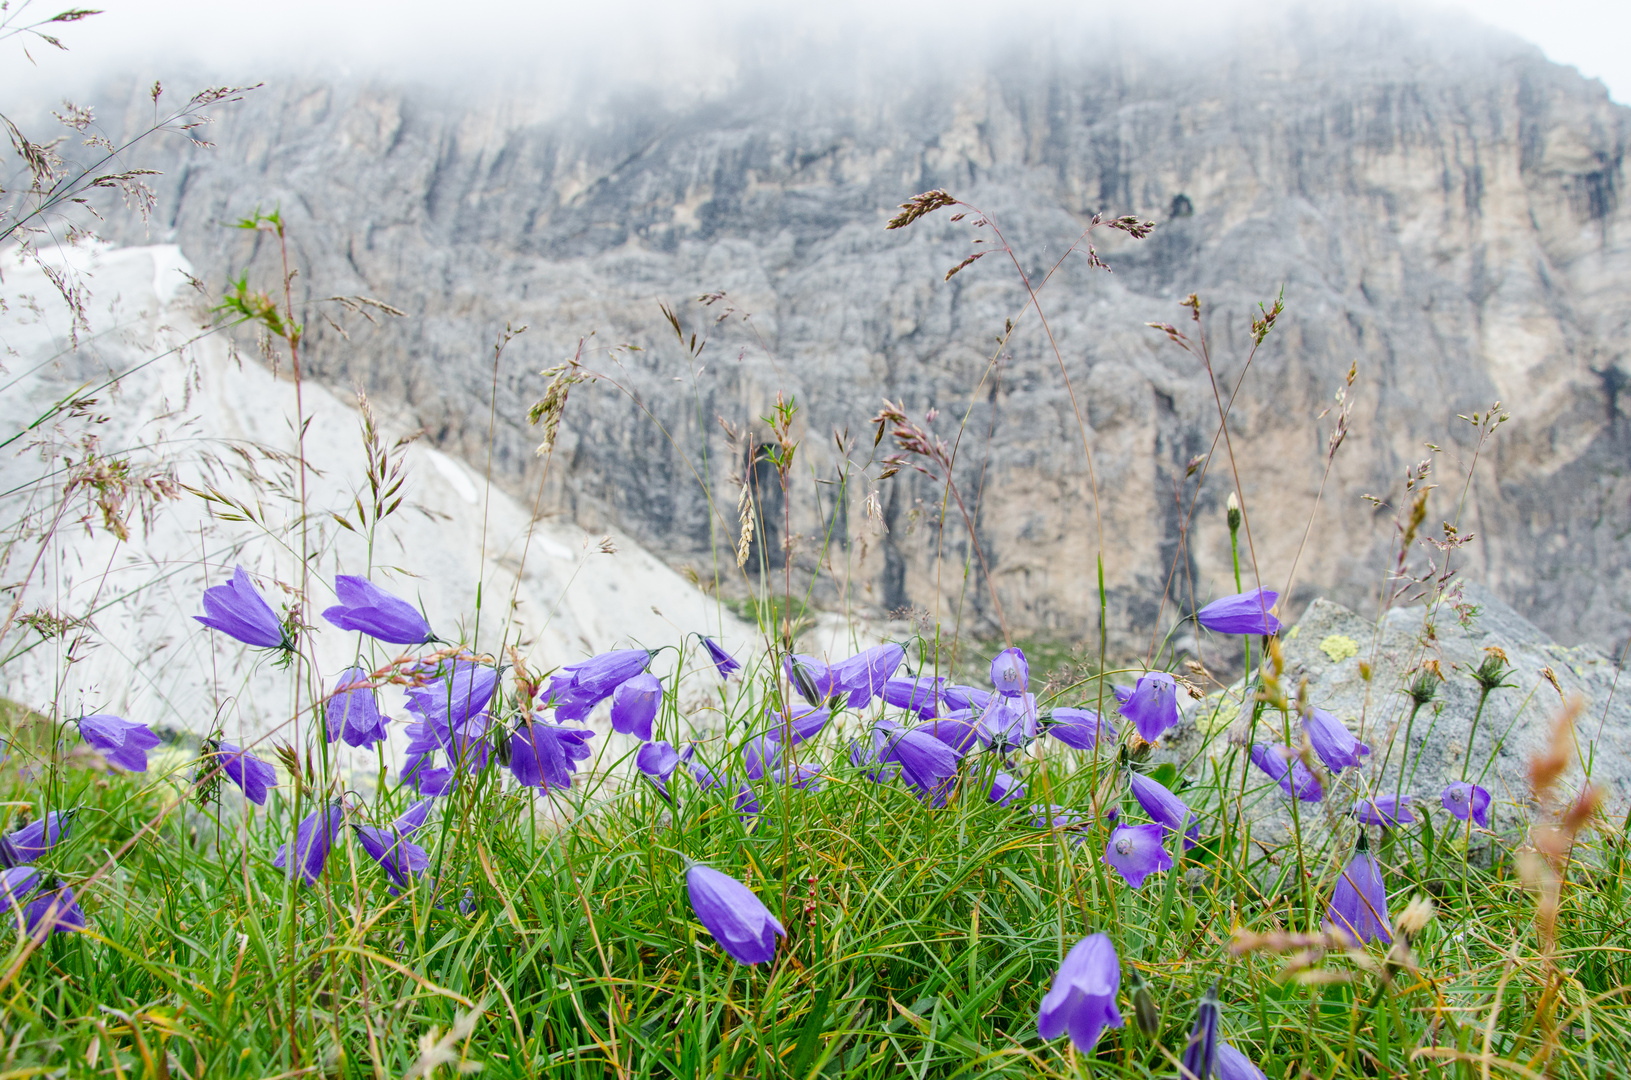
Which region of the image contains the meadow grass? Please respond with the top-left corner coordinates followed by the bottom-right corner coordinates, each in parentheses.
top-left (0, 679), bottom-right (1627, 1079)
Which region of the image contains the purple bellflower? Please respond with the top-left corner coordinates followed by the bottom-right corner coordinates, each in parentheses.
top-left (920, 717), bottom-right (982, 754)
top-left (1326, 841), bottom-right (1392, 945)
top-left (214, 742), bottom-right (278, 805)
top-left (742, 734), bottom-right (779, 782)
top-left (1037, 933), bottom-right (1124, 1052)
top-left (510, 718), bottom-right (595, 790)
top-left (1216, 1042), bottom-right (1269, 1080)
top-left (1119, 671), bottom-right (1179, 743)
top-left (0, 811), bottom-right (71, 868)
top-left (322, 575), bottom-right (433, 644)
top-left (701, 637), bottom-right (740, 677)
top-left (1304, 709), bottom-right (1369, 773)
top-left (690, 762), bottom-right (761, 820)
top-left (1129, 772), bottom-right (1200, 849)
top-left (402, 751), bottom-right (455, 797)
top-left (878, 725), bottom-right (960, 806)
top-left (765, 705), bottom-right (831, 747)
top-left (273, 802), bottom-right (345, 886)
top-left (1196, 588), bottom-right (1281, 636)
top-left (195, 565), bottom-right (285, 648)
top-left (548, 649), bottom-right (653, 721)
top-left (834, 643), bottom-right (906, 707)
top-left (326, 668), bottom-right (390, 747)
top-left (979, 692), bottom-right (1038, 747)
top-left (636, 740), bottom-right (692, 802)
top-left (990, 647), bottom-right (1029, 697)
top-left (883, 675), bottom-right (946, 718)
top-left (24, 887), bottom-right (85, 936)
top-left (848, 730), bottom-right (898, 784)
top-left (988, 771), bottom-right (1027, 807)
top-left (1104, 823), bottom-right (1173, 888)
top-left (0, 867), bottom-right (40, 922)
top-left (610, 672), bottom-right (662, 740)
top-left (1441, 781), bottom-right (1491, 827)
top-left (1032, 804), bottom-right (1088, 832)
top-left (1046, 708), bottom-right (1116, 752)
top-left (686, 864), bottom-right (786, 965)
top-left (940, 684), bottom-right (992, 713)
top-left (1249, 743), bottom-right (1323, 802)
top-left (77, 714), bottom-right (161, 772)
top-left (1352, 794), bottom-right (1415, 828)
top-left (772, 764), bottom-right (824, 791)
top-left (355, 800), bottom-right (434, 891)
top-left (407, 660), bottom-right (498, 742)
top-left (1178, 984), bottom-right (1220, 1080)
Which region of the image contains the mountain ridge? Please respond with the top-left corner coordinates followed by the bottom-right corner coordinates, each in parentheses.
top-left (89, 10), bottom-right (1630, 661)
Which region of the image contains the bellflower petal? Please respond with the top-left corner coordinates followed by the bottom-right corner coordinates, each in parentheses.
top-left (610, 672), bottom-right (662, 740)
top-left (0, 811), bottom-right (72, 868)
top-left (686, 865), bottom-right (786, 965)
top-left (1326, 848), bottom-right (1392, 944)
top-left (978, 692), bottom-right (1039, 747)
top-left (987, 771), bottom-right (1027, 806)
top-left (402, 751), bottom-right (454, 796)
top-left (1129, 772), bottom-right (1200, 849)
top-left (1119, 671), bottom-right (1179, 742)
top-left (1352, 794), bottom-right (1415, 828)
top-left (1196, 589), bottom-right (1282, 636)
top-left (354, 817), bottom-right (432, 890)
top-left (636, 740), bottom-right (687, 801)
top-left (0, 867), bottom-right (40, 924)
top-left (879, 725), bottom-right (960, 806)
top-left (940, 684), bottom-right (992, 713)
top-left (326, 668), bottom-right (390, 747)
top-left (1112, 684), bottom-right (1135, 705)
top-left (272, 802), bottom-right (344, 886)
top-left (214, 742), bottom-right (278, 805)
top-left (1216, 1041), bottom-right (1270, 1080)
top-left (772, 763), bottom-right (824, 790)
top-left (764, 705), bottom-right (831, 747)
top-left (407, 660), bottom-right (498, 735)
top-left (1046, 708), bottom-right (1116, 752)
top-left (1037, 933), bottom-right (1124, 1051)
top-left (77, 714), bottom-right (161, 772)
top-left (322, 575), bottom-right (433, 644)
top-left (920, 717), bottom-right (982, 754)
top-left (834, 643), bottom-right (906, 706)
top-left (1304, 709), bottom-right (1370, 772)
top-left (702, 637), bottom-right (740, 677)
top-left (1105, 823), bottom-right (1173, 888)
top-left (883, 675), bottom-right (945, 718)
top-left (549, 649), bottom-right (652, 719)
top-left (1032, 804), bottom-right (1089, 832)
top-left (990, 646), bottom-right (1030, 697)
top-left (1249, 743), bottom-right (1323, 802)
top-left (510, 719), bottom-right (595, 790)
top-left (1441, 781), bottom-right (1491, 827)
top-left (23, 887), bottom-right (85, 936)
top-left (194, 565), bottom-right (284, 648)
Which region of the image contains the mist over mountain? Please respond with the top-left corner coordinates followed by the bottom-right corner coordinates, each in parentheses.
top-left (90, 6), bottom-right (1630, 660)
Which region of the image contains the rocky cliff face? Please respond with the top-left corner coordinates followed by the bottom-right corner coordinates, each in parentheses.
top-left (108, 10), bottom-right (1631, 659)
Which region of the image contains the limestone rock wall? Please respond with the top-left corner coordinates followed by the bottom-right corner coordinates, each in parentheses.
top-left (105, 10), bottom-right (1631, 657)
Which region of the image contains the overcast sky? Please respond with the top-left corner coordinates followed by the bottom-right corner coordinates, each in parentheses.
top-left (2, 0), bottom-right (1627, 103)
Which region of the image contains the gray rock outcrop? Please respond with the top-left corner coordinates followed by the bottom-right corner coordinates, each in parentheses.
top-left (1167, 582), bottom-right (1630, 848)
top-left (94, 8), bottom-right (1630, 658)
